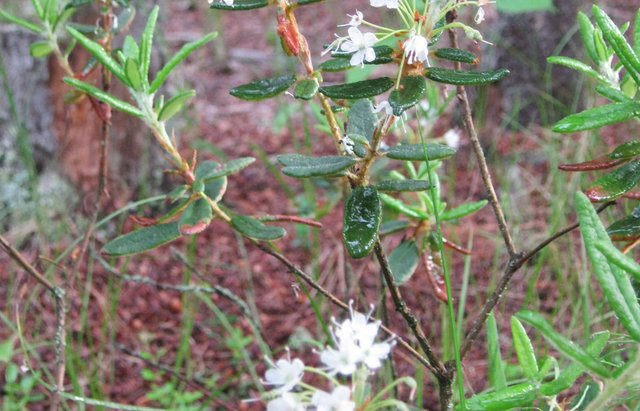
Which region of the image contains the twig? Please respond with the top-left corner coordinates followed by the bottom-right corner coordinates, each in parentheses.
top-left (254, 242), bottom-right (440, 376)
top-left (460, 201), bottom-right (615, 358)
top-left (373, 241), bottom-right (449, 381)
top-left (0, 235), bottom-right (66, 410)
top-left (446, 22), bottom-right (518, 259)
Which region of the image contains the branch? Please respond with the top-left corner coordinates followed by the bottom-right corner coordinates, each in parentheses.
top-left (373, 241), bottom-right (448, 380)
top-left (254, 242), bottom-right (441, 376)
top-left (460, 201), bottom-right (615, 358)
top-left (446, 24), bottom-right (518, 259)
top-left (0, 235), bottom-right (66, 410)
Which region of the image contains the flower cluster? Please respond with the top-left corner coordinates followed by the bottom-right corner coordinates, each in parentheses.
top-left (257, 303), bottom-right (399, 411)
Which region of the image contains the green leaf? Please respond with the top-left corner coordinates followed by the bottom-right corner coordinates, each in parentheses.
top-left (178, 198), bottom-right (212, 235)
top-left (515, 310), bottom-right (612, 378)
top-left (487, 314), bottom-right (506, 390)
top-left (293, 78), bottom-right (319, 100)
top-left (158, 90), bottom-right (196, 122)
top-left (510, 317), bottom-right (539, 381)
top-left (569, 381), bottom-right (600, 411)
top-left (0, 9), bottom-right (43, 33)
top-left (319, 77), bottom-right (394, 100)
top-left (230, 75), bottom-right (296, 101)
top-left (379, 220), bottom-right (411, 236)
top-left (576, 191), bottom-right (640, 342)
top-left (209, 0), bottom-right (268, 10)
top-left (634, 9), bottom-right (640, 57)
top-left (553, 102), bottom-right (640, 133)
top-left (295, 0), bottom-right (324, 4)
top-left (231, 215), bottom-right (285, 241)
top-left (0, 339), bottom-right (14, 363)
top-left (102, 222), bottom-right (181, 256)
top-left (389, 76), bottom-right (426, 116)
top-left (585, 159), bottom-right (640, 202)
top-left (459, 382), bottom-right (537, 411)
top-left (122, 35), bottom-right (139, 60)
top-left (608, 207), bottom-right (640, 240)
top-left (343, 186), bottom-right (382, 259)
top-left (578, 12), bottom-right (599, 64)
top-left (63, 77), bottom-right (144, 118)
top-left (595, 241), bottom-right (640, 281)
top-left (593, 5), bottom-right (640, 85)
top-left (389, 240), bottom-right (419, 285)
top-left (425, 68), bottom-right (509, 86)
top-left (441, 200), bottom-right (488, 221)
top-left (380, 193), bottom-right (428, 220)
top-left (547, 56), bottom-right (607, 82)
top-left (124, 58), bottom-right (143, 91)
top-left (150, 32), bottom-right (217, 93)
top-left (199, 157), bottom-right (256, 181)
top-left (347, 99), bottom-right (377, 142)
top-left (66, 26), bottom-right (128, 85)
top-left (29, 41), bottom-right (53, 58)
top-left (195, 161), bottom-right (229, 202)
top-left (375, 179), bottom-right (431, 192)
top-left (139, 5), bottom-right (159, 86)
top-left (595, 84), bottom-right (632, 103)
top-left (318, 58), bottom-right (353, 72)
top-left (385, 143), bottom-right (457, 161)
top-left (609, 140), bottom-right (640, 159)
top-left (540, 331), bottom-right (609, 396)
top-left (277, 154), bottom-right (356, 178)
top-left (434, 48), bottom-right (478, 64)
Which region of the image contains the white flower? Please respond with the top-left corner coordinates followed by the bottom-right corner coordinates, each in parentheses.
top-left (340, 27), bottom-right (377, 67)
top-left (403, 31), bottom-right (430, 66)
top-left (339, 11), bottom-right (364, 27)
top-left (370, 0), bottom-right (399, 9)
top-left (474, 7), bottom-right (485, 24)
top-left (267, 393), bottom-right (305, 411)
top-left (264, 356), bottom-right (305, 393)
top-left (443, 129), bottom-right (461, 149)
top-left (373, 100), bottom-right (393, 116)
top-left (319, 337), bottom-right (362, 376)
top-left (311, 386), bottom-right (355, 411)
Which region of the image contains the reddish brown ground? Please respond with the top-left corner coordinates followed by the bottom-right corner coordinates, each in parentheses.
top-left (2, 1), bottom-right (639, 410)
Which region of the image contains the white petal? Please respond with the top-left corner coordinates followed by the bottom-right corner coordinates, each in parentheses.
top-left (350, 51), bottom-right (365, 67)
top-left (363, 47), bottom-right (376, 62)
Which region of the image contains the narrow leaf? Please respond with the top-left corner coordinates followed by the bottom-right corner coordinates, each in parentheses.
top-left (0, 9), bottom-right (42, 33)
top-left (380, 193), bottom-right (428, 220)
top-left (319, 77), bottom-right (394, 100)
top-left (200, 157), bottom-right (256, 180)
top-left (318, 58), bottom-right (353, 72)
top-left (609, 140), bottom-right (640, 159)
top-left (385, 143), bottom-right (456, 161)
top-left (150, 32), bottom-right (217, 93)
top-left (434, 48), bottom-right (478, 64)
top-left (608, 207), bottom-right (640, 241)
top-left (66, 26), bottom-right (128, 85)
top-left (547, 56), bottom-right (607, 82)
top-left (510, 317), bottom-right (539, 381)
top-left (30, 41), bottom-right (53, 58)
top-left (552, 102), bottom-right (640, 133)
top-left (515, 310), bottom-right (612, 378)
top-left (487, 313), bottom-right (507, 390)
top-left (347, 99), bottom-right (377, 142)
top-left (64, 77), bottom-right (144, 118)
top-left (389, 241), bottom-right (419, 284)
top-left (158, 90), bottom-right (196, 122)
top-left (459, 383), bottom-right (537, 411)
top-left (558, 157), bottom-right (625, 172)
top-left (178, 198), bottom-right (212, 235)
top-left (209, 0), bottom-right (268, 10)
top-left (230, 75), bottom-right (296, 101)
top-left (125, 58), bottom-right (143, 91)
top-left (595, 241), bottom-right (640, 281)
top-left (277, 154), bottom-right (356, 178)
top-left (593, 5), bottom-right (640, 85)
top-left (231, 215), bottom-right (285, 241)
top-left (577, 191), bottom-right (640, 342)
top-left (441, 200), bottom-right (488, 221)
top-left (375, 179), bottom-right (431, 192)
top-left (103, 223), bottom-right (181, 256)
top-left (578, 11), bottom-right (599, 64)
top-left (540, 331), bottom-right (609, 396)
top-left (140, 5), bottom-right (159, 85)
top-left (585, 159), bottom-right (640, 202)
top-left (425, 67), bottom-right (509, 85)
